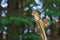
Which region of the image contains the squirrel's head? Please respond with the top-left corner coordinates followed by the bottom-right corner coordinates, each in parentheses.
top-left (32, 10), bottom-right (41, 20)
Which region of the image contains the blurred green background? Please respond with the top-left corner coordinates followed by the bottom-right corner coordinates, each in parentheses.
top-left (0, 0), bottom-right (60, 40)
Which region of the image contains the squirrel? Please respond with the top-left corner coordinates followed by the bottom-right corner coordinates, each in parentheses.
top-left (32, 10), bottom-right (47, 40)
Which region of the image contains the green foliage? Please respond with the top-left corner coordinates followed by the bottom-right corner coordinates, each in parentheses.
top-left (23, 33), bottom-right (41, 40)
top-left (45, 9), bottom-right (60, 16)
top-left (0, 16), bottom-right (33, 27)
top-left (9, 33), bottom-right (41, 40)
top-left (43, 0), bottom-right (60, 16)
